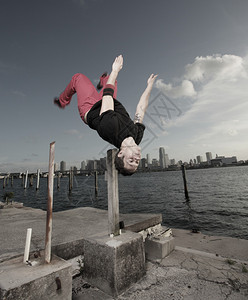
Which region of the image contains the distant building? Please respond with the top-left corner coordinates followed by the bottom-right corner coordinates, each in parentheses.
top-left (54, 163), bottom-right (58, 172)
top-left (159, 147), bottom-right (167, 169)
top-left (165, 153), bottom-right (170, 167)
top-left (206, 152), bottom-right (212, 164)
top-left (196, 155), bottom-right (203, 164)
top-left (211, 155), bottom-right (237, 166)
top-left (87, 160), bottom-right (97, 171)
top-left (80, 161), bottom-right (86, 171)
top-left (152, 159), bottom-right (159, 167)
top-left (60, 161), bottom-right (66, 173)
top-left (140, 158), bottom-right (147, 169)
top-left (146, 154), bottom-right (151, 167)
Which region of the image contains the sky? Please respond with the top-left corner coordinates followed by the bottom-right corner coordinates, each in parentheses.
top-left (1, 0), bottom-right (248, 173)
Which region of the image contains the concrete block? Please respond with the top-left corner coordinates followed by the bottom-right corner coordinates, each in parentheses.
top-left (0, 253), bottom-right (72, 300)
top-left (83, 231), bottom-right (145, 297)
top-left (145, 236), bottom-right (175, 261)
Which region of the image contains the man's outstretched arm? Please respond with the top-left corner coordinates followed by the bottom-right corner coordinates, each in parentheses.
top-left (134, 74), bottom-right (158, 123)
top-left (100, 55), bottom-right (123, 115)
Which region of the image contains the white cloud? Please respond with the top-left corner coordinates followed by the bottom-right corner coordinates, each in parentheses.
top-left (155, 53), bottom-right (248, 159)
top-left (184, 54), bottom-right (247, 82)
top-left (12, 90), bottom-right (26, 97)
top-left (64, 129), bottom-right (79, 135)
top-left (155, 79), bottom-right (196, 99)
top-left (64, 129), bottom-right (84, 139)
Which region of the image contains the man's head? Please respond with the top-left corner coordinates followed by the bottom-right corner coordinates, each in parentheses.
top-left (114, 145), bottom-right (141, 176)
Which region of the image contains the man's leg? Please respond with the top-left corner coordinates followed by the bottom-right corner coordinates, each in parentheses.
top-left (58, 73), bottom-right (98, 107)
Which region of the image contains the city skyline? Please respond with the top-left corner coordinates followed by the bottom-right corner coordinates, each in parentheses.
top-left (55, 149), bottom-right (241, 173)
top-left (0, 144), bottom-right (243, 174)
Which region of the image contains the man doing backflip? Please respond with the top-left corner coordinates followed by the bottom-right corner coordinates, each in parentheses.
top-left (54, 55), bottom-right (157, 175)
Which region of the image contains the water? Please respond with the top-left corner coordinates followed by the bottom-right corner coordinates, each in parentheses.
top-left (1, 165), bottom-right (248, 240)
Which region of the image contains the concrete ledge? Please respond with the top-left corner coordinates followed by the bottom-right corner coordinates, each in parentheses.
top-left (52, 239), bottom-right (84, 260)
top-left (0, 253), bottom-right (72, 300)
top-left (145, 236), bottom-right (175, 261)
top-left (124, 213), bottom-right (162, 233)
top-left (83, 231), bottom-right (146, 297)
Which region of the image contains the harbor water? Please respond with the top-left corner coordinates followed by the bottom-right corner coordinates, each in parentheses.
top-left (1, 165), bottom-right (248, 240)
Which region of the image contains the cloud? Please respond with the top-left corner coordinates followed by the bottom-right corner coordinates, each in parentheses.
top-left (11, 90), bottom-right (26, 97)
top-left (64, 129), bottom-right (84, 139)
top-left (64, 129), bottom-right (80, 135)
top-left (155, 53), bottom-right (248, 159)
top-left (184, 54), bottom-right (247, 82)
top-left (155, 79), bottom-right (196, 99)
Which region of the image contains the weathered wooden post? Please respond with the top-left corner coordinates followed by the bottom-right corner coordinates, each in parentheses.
top-left (69, 167), bottom-right (73, 192)
top-left (29, 175), bottom-right (33, 187)
top-left (11, 176), bottom-right (13, 187)
top-left (94, 171), bottom-right (98, 197)
top-left (24, 170), bottom-right (28, 189)
top-left (107, 149), bottom-right (120, 236)
top-left (181, 164), bottom-right (189, 201)
top-left (45, 141), bottom-right (55, 264)
top-left (3, 177), bottom-right (6, 189)
top-left (36, 169), bottom-right (40, 190)
top-left (57, 173), bottom-right (60, 189)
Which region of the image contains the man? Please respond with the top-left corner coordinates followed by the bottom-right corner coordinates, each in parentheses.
top-left (54, 55), bottom-right (157, 175)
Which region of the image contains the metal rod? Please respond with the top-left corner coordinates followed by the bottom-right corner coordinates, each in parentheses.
top-left (107, 149), bottom-right (120, 236)
top-left (45, 141), bottom-right (55, 263)
top-left (23, 228), bottom-right (32, 263)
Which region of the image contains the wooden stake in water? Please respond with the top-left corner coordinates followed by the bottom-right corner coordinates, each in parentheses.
top-left (29, 175), bottom-right (33, 187)
top-left (94, 171), bottom-right (98, 197)
top-left (181, 164), bottom-right (189, 201)
top-left (45, 141), bottom-right (55, 264)
top-left (107, 149), bottom-right (120, 236)
top-left (3, 177), bottom-right (6, 189)
top-left (24, 170), bottom-right (28, 189)
top-left (23, 228), bottom-right (32, 263)
top-left (57, 173), bottom-right (60, 189)
top-left (36, 169), bottom-right (40, 190)
top-left (69, 167), bottom-right (73, 192)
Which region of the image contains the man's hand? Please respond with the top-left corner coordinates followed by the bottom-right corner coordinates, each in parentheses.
top-left (147, 74), bottom-right (158, 86)
top-left (112, 55), bottom-right (123, 73)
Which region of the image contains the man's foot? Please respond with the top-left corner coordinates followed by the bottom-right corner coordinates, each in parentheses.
top-left (97, 72), bottom-right (108, 90)
top-left (53, 97), bottom-right (64, 109)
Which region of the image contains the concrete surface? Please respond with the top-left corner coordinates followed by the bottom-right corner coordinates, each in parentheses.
top-left (1, 206), bottom-right (248, 299)
top-left (0, 206), bottom-right (162, 262)
top-left (84, 231), bottom-right (145, 296)
top-left (0, 253), bottom-right (72, 300)
top-left (72, 229), bottom-right (248, 300)
top-left (145, 236), bottom-right (175, 261)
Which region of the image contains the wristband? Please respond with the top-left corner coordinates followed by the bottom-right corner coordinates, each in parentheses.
top-left (103, 84), bottom-right (115, 97)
